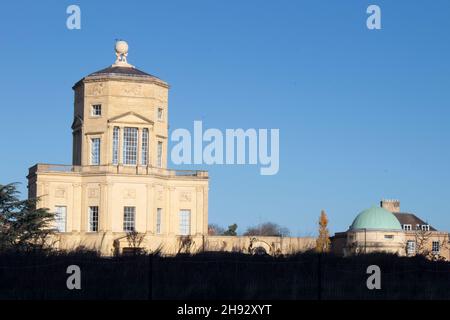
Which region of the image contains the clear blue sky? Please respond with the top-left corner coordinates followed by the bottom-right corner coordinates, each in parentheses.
top-left (1, 0), bottom-right (449, 236)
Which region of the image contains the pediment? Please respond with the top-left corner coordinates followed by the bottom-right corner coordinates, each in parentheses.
top-left (108, 112), bottom-right (154, 125)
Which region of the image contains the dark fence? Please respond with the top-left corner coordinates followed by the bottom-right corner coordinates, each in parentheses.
top-left (0, 250), bottom-right (449, 299)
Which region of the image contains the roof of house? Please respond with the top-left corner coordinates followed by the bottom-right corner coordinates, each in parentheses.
top-left (393, 212), bottom-right (437, 231)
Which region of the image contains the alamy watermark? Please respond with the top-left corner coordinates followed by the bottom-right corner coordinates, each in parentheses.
top-left (171, 121), bottom-right (279, 176)
top-left (366, 265), bottom-right (381, 290)
top-left (66, 265), bottom-right (81, 290)
top-left (66, 5), bottom-right (81, 30)
top-left (367, 4), bottom-right (381, 30)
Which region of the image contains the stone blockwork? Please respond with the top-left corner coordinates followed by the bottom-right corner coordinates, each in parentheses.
top-left (51, 232), bottom-right (316, 256)
top-left (27, 41), bottom-right (317, 257)
top-left (27, 42), bottom-right (209, 255)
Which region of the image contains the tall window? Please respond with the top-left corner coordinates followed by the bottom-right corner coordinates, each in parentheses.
top-left (157, 108), bottom-right (163, 121)
top-left (179, 210), bottom-right (191, 235)
top-left (91, 138), bottom-right (100, 165)
top-left (157, 141), bottom-right (163, 168)
top-left (123, 127), bottom-right (138, 165)
top-left (89, 206), bottom-right (99, 232)
top-left (141, 128), bottom-right (149, 165)
top-left (112, 127), bottom-right (119, 165)
top-left (156, 208), bottom-right (162, 234)
top-left (432, 241), bottom-right (440, 254)
top-left (91, 104), bottom-right (102, 116)
top-left (55, 206), bottom-right (67, 232)
top-left (123, 206), bottom-right (135, 232)
top-left (407, 240), bottom-right (416, 255)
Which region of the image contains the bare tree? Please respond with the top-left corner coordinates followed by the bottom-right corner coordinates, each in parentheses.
top-left (244, 222), bottom-right (290, 237)
top-left (178, 235), bottom-right (194, 254)
top-left (429, 234), bottom-right (449, 261)
top-left (125, 231), bottom-right (145, 254)
top-left (414, 228), bottom-right (432, 257)
top-left (404, 225), bottom-right (450, 261)
top-left (208, 224), bottom-right (225, 236)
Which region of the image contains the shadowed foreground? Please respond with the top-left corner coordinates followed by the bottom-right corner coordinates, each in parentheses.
top-left (0, 250), bottom-right (449, 300)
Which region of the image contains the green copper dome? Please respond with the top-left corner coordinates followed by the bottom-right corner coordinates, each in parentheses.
top-left (350, 207), bottom-right (402, 231)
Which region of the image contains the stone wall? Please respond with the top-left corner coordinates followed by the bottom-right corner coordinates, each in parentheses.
top-left (52, 233), bottom-right (316, 256)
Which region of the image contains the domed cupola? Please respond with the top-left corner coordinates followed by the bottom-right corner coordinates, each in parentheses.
top-left (350, 207), bottom-right (402, 231)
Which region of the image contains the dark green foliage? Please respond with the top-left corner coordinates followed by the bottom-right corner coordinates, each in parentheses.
top-left (223, 223), bottom-right (238, 236)
top-left (0, 183), bottom-right (55, 251)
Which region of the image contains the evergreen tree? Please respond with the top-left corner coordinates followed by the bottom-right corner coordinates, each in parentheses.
top-left (0, 183), bottom-right (55, 251)
top-left (223, 223), bottom-right (238, 236)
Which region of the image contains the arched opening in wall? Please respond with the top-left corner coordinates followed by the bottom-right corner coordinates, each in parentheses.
top-left (249, 239), bottom-right (272, 255)
top-left (252, 246), bottom-right (268, 256)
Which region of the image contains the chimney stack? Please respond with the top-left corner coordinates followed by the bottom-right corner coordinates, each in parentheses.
top-left (380, 199), bottom-right (400, 213)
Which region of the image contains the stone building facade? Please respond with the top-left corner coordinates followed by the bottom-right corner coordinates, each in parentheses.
top-left (27, 41), bottom-right (209, 255)
top-left (331, 200), bottom-right (450, 260)
top-left (27, 41), bottom-right (315, 256)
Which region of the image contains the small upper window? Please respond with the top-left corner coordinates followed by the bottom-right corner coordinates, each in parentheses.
top-left (92, 104), bottom-right (102, 116)
top-left (157, 108), bottom-right (163, 121)
top-left (421, 225), bottom-right (430, 231)
top-left (403, 224), bottom-right (412, 231)
top-left (384, 235), bottom-right (394, 239)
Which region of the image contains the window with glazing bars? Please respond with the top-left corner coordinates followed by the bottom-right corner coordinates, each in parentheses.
top-left (432, 241), bottom-right (440, 254)
top-left (123, 127), bottom-right (138, 165)
top-left (55, 206), bottom-right (67, 232)
top-left (123, 206), bottom-right (135, 232)
top-left (141, 128), bottom-right (149, 165)
top-left (91, 104), bottom-right (102, 116)
top-left (156, 208), bottom-right (162, 234)
top-left (91, 138), bottom-right (100, 165)
top-left (112, 127), bottom-right (119, 164)
top-left (179, 210), bottom-right (191, 235)
top-left (157, 141), bottom-right (163, 168)
top-left (407, 240), bottom-right (416, 255)
top-left (89, 206), bottom-right (99, 232)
